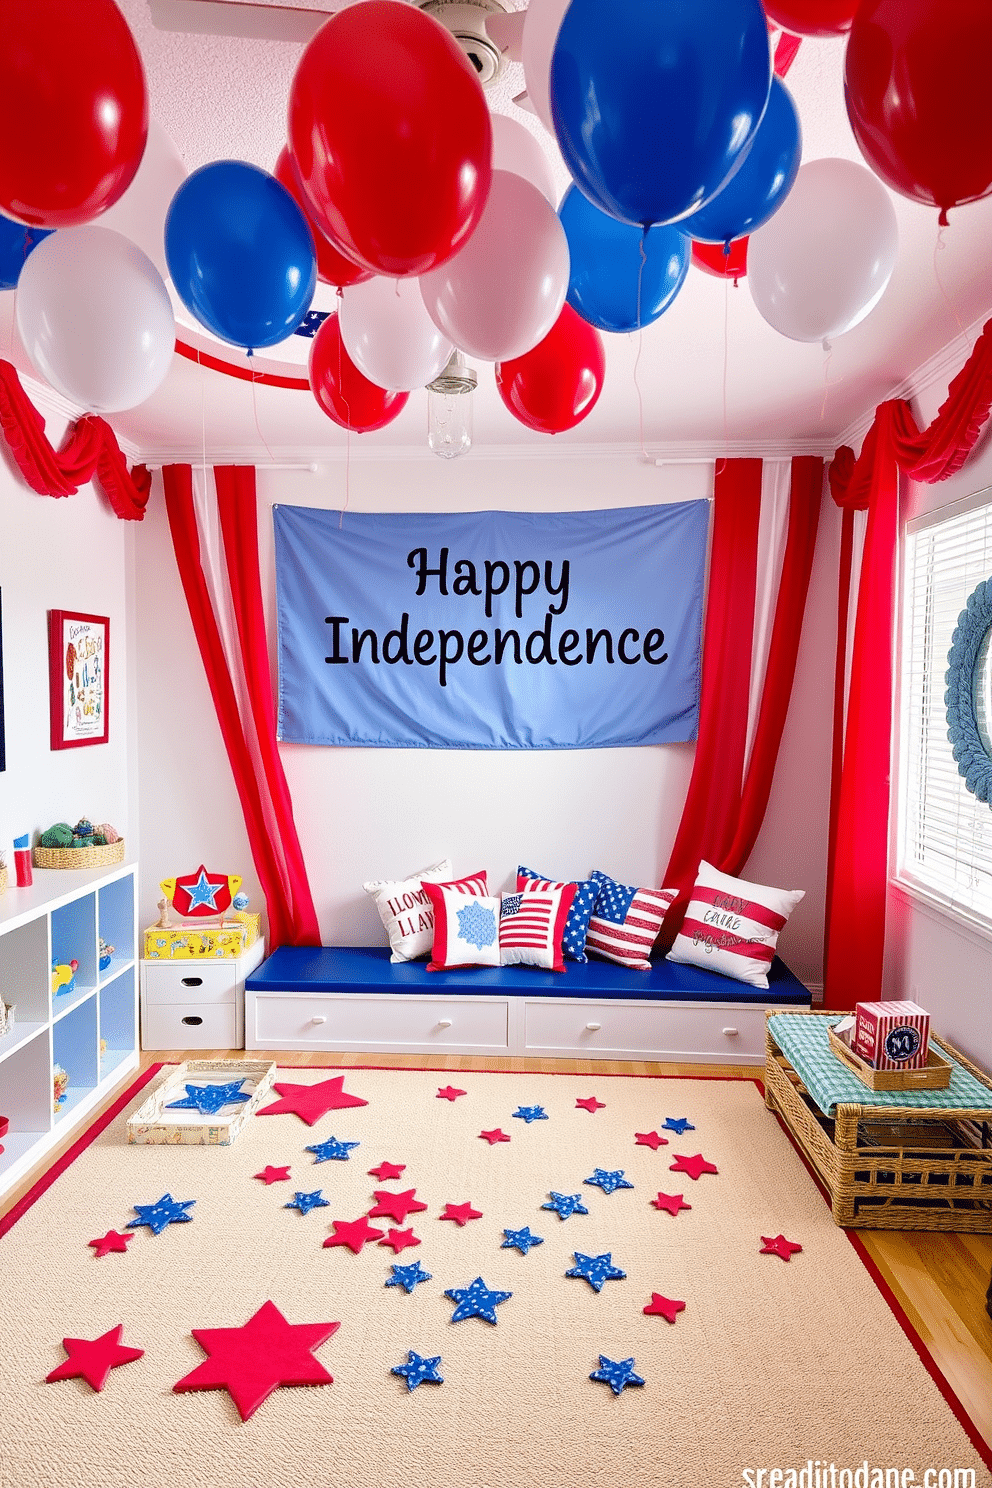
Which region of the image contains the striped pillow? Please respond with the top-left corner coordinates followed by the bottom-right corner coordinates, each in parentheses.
top-left (424, 874), bottom-right (500, 970)
top-left (517, 865), bottom-right (597, 962)
top-left (585, 870), bottom-right (678, 971)
top-left (500, 881), bottom-right (577, 972)
top-left (666, 860), bottom-right (804, 989)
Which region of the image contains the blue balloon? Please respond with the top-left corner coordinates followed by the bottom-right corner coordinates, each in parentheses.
top-left (165, 161), bottom-right (316, 349)
top-left (551, 0), bottom-right (772, 228)
top-left (682, 77), bottom-right (802, 248)
top-left (559, 186), bottom-right (689, 334)
top-left (0, 214), bottom-right (52, 290)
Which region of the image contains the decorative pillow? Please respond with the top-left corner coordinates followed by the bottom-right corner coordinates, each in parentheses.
top-left (585, 870), bottom-right (679, 971)
top-left (517, 865), bottom-right (597, 962)
top-left (665, 859), bottom-right (805, 989)
top-left (500, 881), bottom-right (577, 972)
top-left (423, 878), bottom-right (500, 970)
top-left (363, 859), bottom-right (452, 963)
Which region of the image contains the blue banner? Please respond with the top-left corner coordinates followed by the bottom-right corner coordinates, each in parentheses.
top-left (274, 504), bottom-right (707, 750)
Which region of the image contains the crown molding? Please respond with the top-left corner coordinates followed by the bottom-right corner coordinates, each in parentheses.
top-left (15, 368), bottom-right (144, 464)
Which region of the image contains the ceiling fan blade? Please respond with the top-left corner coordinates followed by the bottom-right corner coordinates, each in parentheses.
top-left (484, 9), bottom-right (525, 60)
top-left (148, 0), bottom-right (335, 42)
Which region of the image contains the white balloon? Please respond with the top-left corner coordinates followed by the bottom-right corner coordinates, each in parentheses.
top-left (490, 113), bottom-right (558, 206)
top-left (97, 119), bottom-right (187, 281)
top-left (420, 170), bottom-right (569, 362)
top-left (748, 158), bottom-right (899, 344)
top-left (522, 0), bottom-right (572, 135)
top-left (339, 276), bottom-right (452, 392)
top-left (16, 226), bottom-right (175, 412)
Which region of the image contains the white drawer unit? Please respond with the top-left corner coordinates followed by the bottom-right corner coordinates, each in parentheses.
top-left (140, 937), bottom-right (266, 1050)
top-left (521, 997), bottom-right (769, 1061)
top-left (249, 992), bottom-right (510, 1055)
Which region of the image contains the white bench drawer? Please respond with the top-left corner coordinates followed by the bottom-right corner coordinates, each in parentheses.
top-left (249, 993), bottom-right (509, 1052)
top-left (142, 962), bottom-right (239, 1006)
top-left (522, 998), bottom-right (768, 1060)
top-left (141, 1001), bottom-right (239, 1050)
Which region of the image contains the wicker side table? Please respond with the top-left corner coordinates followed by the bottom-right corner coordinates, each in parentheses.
top-left (765, 1010), bottom-right (992, 1231)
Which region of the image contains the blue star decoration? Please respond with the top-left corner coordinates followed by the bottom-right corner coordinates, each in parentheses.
top-left (662, 1117), bottom-right (695, 1135)
top-left (541, 1191), bottom-right (589, 1220)
top-left (126, 1194), bottom-right (195, 1236)
top-left (590, 1355), bottom-right (645, 1396)
top-left (445, 1277), bottom-right (512, 1325)
top-left (584, 1168), bottom-right (634, 1195)
top-left (284, 1190), bottom-right (330, 1216)
top-left (306, 1136), bottom-right (361, 1163)
top-left (457, 900), bottom-right (497, 950)
top-left (166, 1079), bottom-right (250, 1116)
top-left (385, 1261), bottom-right (433, 1294)
top-left (512, 1105), bottom-right (549, 1124)
top-left (392, 1350), bottom-right (444, 1391)
top-left (185, 868), bottom-right (224, 911)
top-left (501, 1226), bottom-right (544, 1255)
top-left (566, 1251), bottom-right (626, 1292)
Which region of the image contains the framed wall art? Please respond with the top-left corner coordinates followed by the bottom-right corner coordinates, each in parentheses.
top-left (48, 610), bottom-right (109, 750)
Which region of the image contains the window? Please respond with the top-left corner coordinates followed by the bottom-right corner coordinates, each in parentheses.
top-left (899, 487), bottom-right (992, 923)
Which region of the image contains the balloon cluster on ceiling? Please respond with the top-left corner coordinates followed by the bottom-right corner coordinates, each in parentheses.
top-left (2, 0), bottom-right (992, 436)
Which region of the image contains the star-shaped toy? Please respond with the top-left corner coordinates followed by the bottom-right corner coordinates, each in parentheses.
top-left (651, 1192), bottom-right (692, 1216)
top-left (635, 1131), bottom-right (669, 1150)
top-left (440, 1201), bottom-right (482, 1227)
top-left (378, 1228), bottom-right (421, 1254)
top-left (566, 1251), bottom-right (626, 1292)
top-left (669, 1153), bottom-right (718, 1181)
top-left (584, 1168), bottom-right (634, 1195)
top-left (46, 1325), bottom-right (144, 1391)
top-left (541, 1191), bottom-right (589, 1221)
top-left (284, 1190), bottom-right (330, 1216)
top-left (169, 864), bottom-right (232, 916)
top-left (254, 1165), bottom-right (291, 1185)
top-left (501, 1226), bottom-right (544, 1255)
top-left (662, 1117), bottom-right (695, 1135)
top-left (575, 1095), bottom-right (606, 1113)
top-left (512, 1105), bottom-right (549, 1124)
top-left (760, 1234), bottom-right (803, 1261)
top-left (437, 1085), bottom-right (467, 1101)
top-left (166, 1079), bottom-right (250, 1116)
top-left (306, 1135), bottom-right (360, 1163)
top-left (173, 1300), bottom-right (338, 1421)
top-left (368, 1161), bottom-right (406, 1181)
top-left (322, 1216), bottom-right (384, 1254)
top-left (590, 1355), bottom-right (645, 1396)
top-left (385, 1261), bottom-right (433, 1294)
top-left (88, 1229), bottom-right (133, 1258)
top-left (479, 1128), bottom-right (511, 1145)
top-left (127, 1194), bottom-right (195, 1236)
top-left (445, 1276), bottom-right (512, 1325)
top-left (368, 1188), bottom-right (429, 1224)
top-left (643, 1293), bottom-right (686, 1323)
top-left (259, 1075), bottom-right (368, 1127)
top-left (392, 1350), bottom-right (444, 1391)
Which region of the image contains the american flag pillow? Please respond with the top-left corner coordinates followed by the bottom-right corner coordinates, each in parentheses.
top-left (423, 876), bottom-right (501, 970)
top-left (517, 865), bottom-right (597, 962)
top-left (666, 859), bottom-right (805, 989)
top-left (586, 870), bottom-right (678, 971)
top-left (500, 881), bottom-right (577, 971)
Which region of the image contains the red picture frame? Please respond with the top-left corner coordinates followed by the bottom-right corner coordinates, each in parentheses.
top-left (48, 610), bottom-right (109, 750)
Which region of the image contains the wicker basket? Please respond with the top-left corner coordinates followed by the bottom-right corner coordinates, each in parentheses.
top-left (33, 839), bottom-right (125, 870)
top-left (0, 865), bottom-right (7, 893)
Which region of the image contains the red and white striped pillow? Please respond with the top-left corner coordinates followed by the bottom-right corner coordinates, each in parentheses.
top-left (499, 881), bottom-right (576, 972)
top-left (585, 870), bottom-right (678, 971)
top-left (666, 859), bottom-right (804, 988)
top-left (423, 872), bottom-right (500, 970)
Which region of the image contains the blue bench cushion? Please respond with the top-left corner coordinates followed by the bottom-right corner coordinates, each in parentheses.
top-left (246, 945), bottom-right (811, 1006)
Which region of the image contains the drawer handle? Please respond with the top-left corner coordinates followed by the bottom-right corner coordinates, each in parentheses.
top-left (585, 1021), bottom-right (602, 1032)
top-left (310, 1015), bottom-right (327, 1026)
top-left (722, 1027), bottom-right (739, 1037)
top-left (181, 1016), bottom-right (203, 1026)
top-left (181, 977), bottom-right (203, 988)
top-left (436, 1018), bottom-right (453, 1029)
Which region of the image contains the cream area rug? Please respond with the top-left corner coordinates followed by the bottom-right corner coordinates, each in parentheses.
top-left (1, 1064), bottom-right (988, 1488)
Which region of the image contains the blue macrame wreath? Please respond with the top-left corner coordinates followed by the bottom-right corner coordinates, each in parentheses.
top-left (945, 576), bottom-right (992, 805)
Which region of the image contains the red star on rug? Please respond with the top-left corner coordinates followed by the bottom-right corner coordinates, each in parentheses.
top-left (368, 1161), bottom-right (406, 1181)
top-left (367, 1187), bottom-right (429, 1224)
top-left (173, 1300), bottom-right (338, 1421)
top-left (479, 1128), bottom-right (511, 1145)
top-left (253, 1165), bottom-right (291, 1185)
top-left (322, 1216), bottom-right (384, 1254)
top-left (669, 1152), bottom-right (719, 1180)
top-left (88, 1229), bottom-right (134, 1258)
top-left (440, 1201), bottom-right (483, 1227)
top-left (635, 1130), bottom-right (669, 1150)
top-left (643, 1293), bottom-right (686, 1324)
top-left (258, 1075), bottom-right (368, 1126)
top-left (46, 1325), bottom-right (144, 1391)
top-left (760, 1234), bottom-right (803, 1261)
top-left (575, 1095), bottom-right (606, 1112)
top-left (378, 1227), bottom-right (421, 1254)
top-left (437, 1085), bottom-right (467, 1101)
top-left (651, 1191), bottom-right (692, 1216)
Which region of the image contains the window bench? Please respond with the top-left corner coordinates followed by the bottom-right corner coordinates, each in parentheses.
top-left (244, 946), bottom-right (812, 1063)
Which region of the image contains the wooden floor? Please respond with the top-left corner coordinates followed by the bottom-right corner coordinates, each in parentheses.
top-left (3, 1046), bottom-right (990, 1453)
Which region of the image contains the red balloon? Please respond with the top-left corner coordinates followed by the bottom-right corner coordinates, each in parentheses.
top-left (288, 1), bottom-right (492, 278)
top-left (274, 148), bottom-right (371, 290)
top-left (691, 238), bottom-right (749, 283)
top-left (762, 0), bottom-right (857, 36)
top-left (309, 312), bottom-right (409, 433)
top-left (0, 0), bottom-right (147, 228)
top-left (846, 0), bottom-right (992, 222)
top-left (495, 304), bottom-right (605, 435)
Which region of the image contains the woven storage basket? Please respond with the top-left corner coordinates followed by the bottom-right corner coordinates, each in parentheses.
top-left (0, 865), bottom-right (7, 893)
top-left (33, 839), bottom-right (125, 869)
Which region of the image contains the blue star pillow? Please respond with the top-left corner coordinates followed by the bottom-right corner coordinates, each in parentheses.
top-left (423, 876), bottom-right (501, 970)
top-left (517, 866), bottom-right (598, 962)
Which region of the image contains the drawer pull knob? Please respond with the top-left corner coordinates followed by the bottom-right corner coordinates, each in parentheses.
top-left (310, 1015), bottom-right (327, 1025)
top-left (585, 1021), bottom-right (602, 1032)
top-left (181, 977), bottom-right (203, 988)
top-left (437, 1018), bottom-right (453, 1029)
top-left (722, 1026), bottom-right (739, 1037)
top-left (181, 1016), bottom-right (203, 1026)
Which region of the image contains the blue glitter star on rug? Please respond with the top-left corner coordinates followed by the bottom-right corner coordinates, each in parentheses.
top-left (392, 1350), bottom-right (444, 1390)
top-left (306, 1136), bottom-right (361, 1163)
top-left (566, 1251), bottom-right (626, 1292)
top-left (284, 1190), bottom-right (330, 1216)
top-left (512, 1105), bottom-right (549, 1124)
top-left (590, 1355), bottom-right (645, 1395)
top-left (165, 1079), bottom-right (250, 1115)
top-left (584, 1168), bottom-right (634, 1195)
top-left (126, 1194), bottom-right (195, 1235)
top-left (501, 1226), bottom-right (544, 1255)
top-left (662, 1117), bottom-right (695, 1135)
top-left (445, 1277), bottom-right (512, 1324)
top-left (541, 1192), bottom-right (589, 1220)
top-left (385, 1261), bottom-right (433, 1294)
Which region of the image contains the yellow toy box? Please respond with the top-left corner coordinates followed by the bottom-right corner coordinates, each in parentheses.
top-left (143, 911), bottom-right (261, 960)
